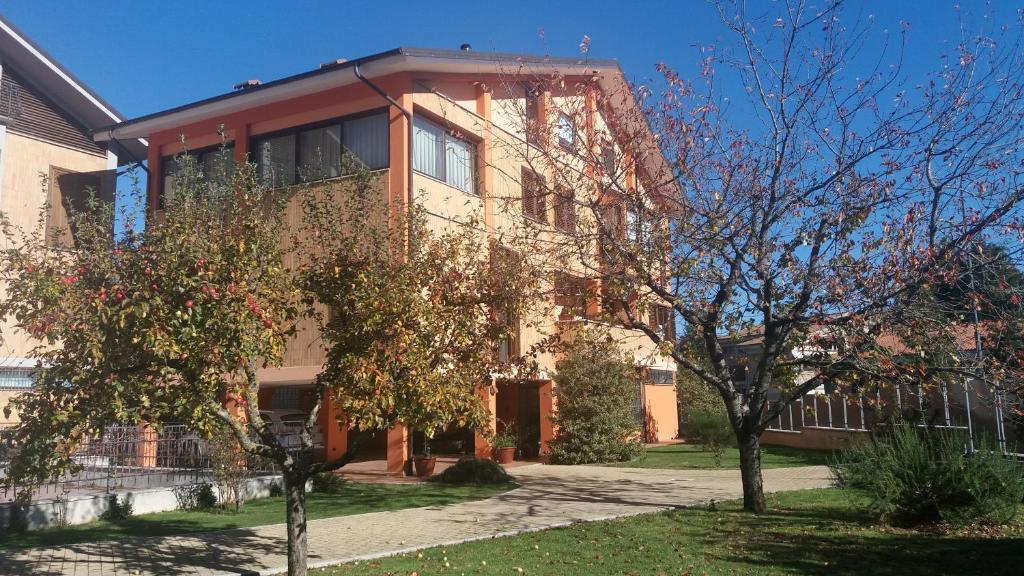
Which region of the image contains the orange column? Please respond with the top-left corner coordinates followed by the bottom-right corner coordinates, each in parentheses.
top-left (136, 423), bottom-right (158, 468)
top-left (474, 383), bottom-right (498, 459)
top-left (386, 424), bottom-right (408, 475)
top-left (319, 391), bottom-right (349, 462)
top-left (538, 381), bottom-right (556, 460)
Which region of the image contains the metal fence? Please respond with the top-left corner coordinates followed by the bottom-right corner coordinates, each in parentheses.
top-left (765, 379), bottom-right (1023, 457)
top-left (0, 424), bottom-right (282, 503)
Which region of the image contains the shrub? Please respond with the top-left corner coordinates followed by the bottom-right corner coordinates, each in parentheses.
top-left (687, 408), bottom-right (734, 467)
top-left (100, 494), bottom-right (134, 521)
top-left (310, 471), bottom-right (348, 494)
top-left (207, 433), bottom-right (248, 511)
top-left (832, 424), bottom-right (1024, 526)
top-left (173, 482), bottom-right (218, 510)
top-left (549, 330), bottom-right (645, 465)
top-left (434, 456), bottom-right (512, 485)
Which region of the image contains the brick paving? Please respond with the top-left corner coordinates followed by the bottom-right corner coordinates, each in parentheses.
top-left (0, 464), bottom-right (833, 576)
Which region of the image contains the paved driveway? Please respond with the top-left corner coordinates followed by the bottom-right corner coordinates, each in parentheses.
top-left (0, 464), bottom-right (833, 576)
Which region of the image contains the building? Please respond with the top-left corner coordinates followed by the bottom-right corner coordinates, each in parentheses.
top-left (0, 16), bottom-right (146, 425)
top-left (96, 46), bottom-right (678, 471)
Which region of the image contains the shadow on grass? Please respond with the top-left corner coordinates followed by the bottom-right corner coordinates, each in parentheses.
top-left (675, 491), bottom-right (1024, 576)
top-left (0, 481), bottom-right (514, 551)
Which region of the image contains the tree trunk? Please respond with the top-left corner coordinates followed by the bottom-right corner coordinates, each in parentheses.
top-left (284, 472), bottom-right (309, 576)
top-left (736, 429), bottom-right (766, 513)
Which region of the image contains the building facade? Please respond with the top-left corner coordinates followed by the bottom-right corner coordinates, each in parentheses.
top-left (0, 16), bottom-right (146, 425)
top-left (97, 47), bottom-right (678, 470)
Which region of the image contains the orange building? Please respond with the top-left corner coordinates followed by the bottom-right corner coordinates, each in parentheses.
top-left (96, 47), bottom-right (678, 471)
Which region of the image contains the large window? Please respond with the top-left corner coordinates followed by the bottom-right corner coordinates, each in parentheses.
top-left (252, 110), bottom-right (389, 188)
top-left (413, 117), bottom-right (477, 194)
top-left (161, 144), bottom-right (235, 208)
top-left (521, 167), bottom-right (547, 223)
top-left (648, 305), bottom-right (675, 341)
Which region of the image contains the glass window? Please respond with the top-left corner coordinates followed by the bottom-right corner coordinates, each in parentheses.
top-left (252, 109), bottom-right (390, 189)
top-left (556, 113), bottom-right (575, 148)
top-left (413, 117), bottom-right (477, 194)
top-left (343, 113), bottom-right (389, 170)
top-left (298, 125), bottom-right (341, 180)
top-left (258, 133), bottom-right (296, 188)
top-left (445, 136), bottom-right (475, 194)
top-left (413, 118), bottom-right (444, 180)
top-left (161, 145), bottom-right (234, 207)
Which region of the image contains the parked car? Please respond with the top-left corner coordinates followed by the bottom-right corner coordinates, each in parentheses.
top-left (258, 410), bottom-right (324, 451)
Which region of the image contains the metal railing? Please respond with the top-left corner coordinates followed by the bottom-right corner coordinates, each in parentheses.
top-left (0, 424), bottom-right (284, 503)
top-left (764, 381), bottom-right (1023, 457)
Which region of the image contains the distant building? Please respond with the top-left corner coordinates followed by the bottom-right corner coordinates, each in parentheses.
top-left (0, 16), bottom-right (146, 425)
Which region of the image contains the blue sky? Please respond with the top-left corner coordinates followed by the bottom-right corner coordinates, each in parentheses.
top-left (2, 0), bottom-right (1015, 122)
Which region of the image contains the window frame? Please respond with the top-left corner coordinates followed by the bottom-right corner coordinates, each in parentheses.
top-left (412, 115), bottom-right (479, 195)
top-left (250, 106), bottom-right (390, 189)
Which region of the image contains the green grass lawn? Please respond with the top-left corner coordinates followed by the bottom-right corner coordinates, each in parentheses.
top-left (611, 442), bottom-right (834, 470)
top-left (0, 481), bottom-right (515, 550)
top-left (316, 488), bottom-right (1024, 576)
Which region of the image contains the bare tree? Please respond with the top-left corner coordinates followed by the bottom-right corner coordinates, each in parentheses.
top-left (491, 1), bottom-right (1024, 512)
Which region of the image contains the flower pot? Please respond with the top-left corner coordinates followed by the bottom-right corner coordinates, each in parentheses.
top-left (493, 446), bottom-right (516, 464)
top-left (414, 456), bottom-right (436, 477)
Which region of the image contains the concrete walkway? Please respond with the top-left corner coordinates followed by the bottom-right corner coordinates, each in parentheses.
top-left (0, 465), bottom-right (833, 576)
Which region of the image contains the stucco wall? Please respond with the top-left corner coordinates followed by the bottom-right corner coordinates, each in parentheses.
top-left (1, 132), bottom-right (109, 360)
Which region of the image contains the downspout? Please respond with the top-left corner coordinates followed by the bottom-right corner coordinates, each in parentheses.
top-left (353, 64), bottom-right (417, 475)
top-left (105, 129), bottom-right (150, 175)
top-left (353, 64), bottom-right (414, 229)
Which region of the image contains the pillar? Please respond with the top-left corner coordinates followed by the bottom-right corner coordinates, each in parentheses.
top-left (386, 424), bottom-right (408, 475)
top-left (136, 423), bottom-right (158, 468)
top-left (538, 380), bottom-right (556, 460)
top-left (319, 391), bottom-right (349, 463)
top-left (474, 383), bottom-right (498, 459)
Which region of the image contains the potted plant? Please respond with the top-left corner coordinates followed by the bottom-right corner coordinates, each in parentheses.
top-left (489, 421), bottom-right (518, 464)
top-left (414, 437), bottom-right (437, 477)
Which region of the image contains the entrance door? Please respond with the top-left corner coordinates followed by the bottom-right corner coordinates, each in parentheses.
top-left (517, 383), bottom-right (541, 458)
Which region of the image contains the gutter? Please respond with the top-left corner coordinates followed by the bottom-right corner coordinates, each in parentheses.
top-left (353, 64), bottom-right (414, 223)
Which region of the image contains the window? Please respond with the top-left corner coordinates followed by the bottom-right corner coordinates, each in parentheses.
top-left (554, 273), bottom-right (588, 317)
top-left (648, 369), bottom-right (674, 385)
top-left (598, 202), bottom-right (624, 268)
top-left (413, 117), bottom-right (477, 194)
top-left (252, 110), bottom-right (389, 189)
top-left (161, 145), bottom-right (235, 207)
top-left (47, 167), bottom-right (113, 248)
top-left (556, 113), bottom-right (575, 148)
top-left (521, 167), bottom-right (547, 223)
top-left (553, 185), bottom-right (576, 233)
top-left (648, 305), bottom-right (675, 341)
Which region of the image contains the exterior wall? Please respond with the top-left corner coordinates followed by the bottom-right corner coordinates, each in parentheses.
top-left (0, 132), bottom-right (109, 425)
top-left (0, 389), bottom-right (19, 423)
top-left (136, 68), bottom-right (679, 462)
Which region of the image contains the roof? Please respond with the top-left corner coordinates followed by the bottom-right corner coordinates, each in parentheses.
top-left (95, 47), bottom-right (620, 139)
top-left (0, 15), bottom-right (147, 162)
top-left (92, 46), bottom-right (669, 181)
